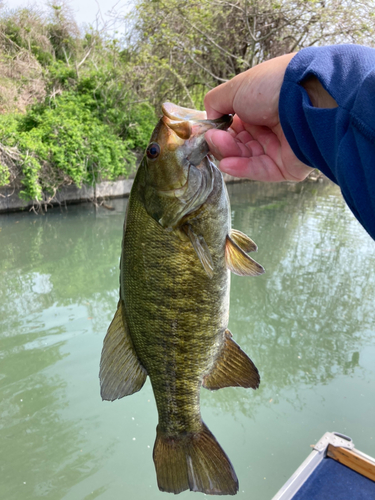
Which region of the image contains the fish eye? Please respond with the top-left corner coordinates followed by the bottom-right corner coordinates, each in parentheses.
top-left (146, 142), bottom-right (160, 160)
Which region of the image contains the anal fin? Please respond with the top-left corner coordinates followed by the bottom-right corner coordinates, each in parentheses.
top-left (99, 300), bottom-right (147, 401)
top-left (225, 234), bottom-right (264, 276)
top-left (203, 329), bottom-right (260, 390)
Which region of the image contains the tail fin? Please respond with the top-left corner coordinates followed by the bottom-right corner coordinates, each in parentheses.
top-left (153, 422), bottom-right (238, 495)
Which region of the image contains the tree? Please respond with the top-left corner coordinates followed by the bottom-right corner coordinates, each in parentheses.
top-left (127, 0), bottom-right (375, 108)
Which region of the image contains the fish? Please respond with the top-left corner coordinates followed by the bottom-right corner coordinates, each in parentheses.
top-left (99, 102), bottom-right (264, 495)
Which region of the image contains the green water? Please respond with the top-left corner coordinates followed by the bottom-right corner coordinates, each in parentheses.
top-left (1, 180), bottom-right (374, 500)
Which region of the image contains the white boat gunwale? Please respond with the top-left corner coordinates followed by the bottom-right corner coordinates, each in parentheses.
top-left (272, 431), bottom-right (375, 500)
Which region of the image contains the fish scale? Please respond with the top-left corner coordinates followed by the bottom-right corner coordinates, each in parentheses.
top-left (99, 102), bottom-right (264, 495)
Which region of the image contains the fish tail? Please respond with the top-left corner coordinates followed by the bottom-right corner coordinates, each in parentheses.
top-left (153, 421), bottom-right (238, 495)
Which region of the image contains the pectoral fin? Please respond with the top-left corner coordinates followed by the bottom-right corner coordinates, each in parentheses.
top-left (225, 235), bottom-right (264, 276)
top-left (203, 329), bottom-right (260, 390)
top-left (99, 300), bottom-right (147, 401)
top-left (183, 224), bottom-right (214, 278)
top-left (230, 229), bottom-right (257, 253)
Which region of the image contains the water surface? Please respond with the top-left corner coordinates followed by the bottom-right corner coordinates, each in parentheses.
top-left (1, 180), bottom-right (374, 499)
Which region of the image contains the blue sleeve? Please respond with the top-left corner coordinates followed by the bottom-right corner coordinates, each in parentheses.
top-left (279, 44), bottom-right (375, 240)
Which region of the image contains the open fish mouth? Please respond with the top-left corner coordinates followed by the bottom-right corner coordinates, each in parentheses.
top-left (206, 113), bottom-right (233, 130)
top-left (162, 102), bottom-right (233, 134)
top-left (162, 103), bottom-right (232, 167)
top-left (162, 102), bottom-right (232, 126)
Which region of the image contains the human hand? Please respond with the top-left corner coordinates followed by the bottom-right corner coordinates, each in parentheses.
top-left (204, 54), bottom-right (314, 182)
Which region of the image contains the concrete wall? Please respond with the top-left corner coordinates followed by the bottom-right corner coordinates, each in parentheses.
top-left (0, 174), bottom-right (245, 214)
top-left (0, 179), bottom-right (134, 213)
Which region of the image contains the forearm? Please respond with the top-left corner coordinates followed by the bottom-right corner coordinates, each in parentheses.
top-left (279, 45), bottom-right (375, 240)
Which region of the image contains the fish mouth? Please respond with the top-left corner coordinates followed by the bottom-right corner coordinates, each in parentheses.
top-left (185, 115), bottom-right (232, 167)
top-left (162, 102), bottom-right (232, 133)
top-left (162, 103), bottom-right (232, 167)
top-left (208, 113), bottom-right (233, 131)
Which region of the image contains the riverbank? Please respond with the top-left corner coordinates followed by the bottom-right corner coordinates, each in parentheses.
top-left (0, 179), bottom-right (134, 213)
top-left (0, 173), bottom-right (244, 213)
top-left (0, 171), bottom-right (324, 214)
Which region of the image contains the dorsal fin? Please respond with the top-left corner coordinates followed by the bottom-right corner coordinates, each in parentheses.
top-left (99, 300), bottom-right (147, 401)
top-left (230, 229), bottom-right (257, 253)
top-left (203, 329), bottom-right (260, 390)
top-left (225, 235), bottom-right (264, 276)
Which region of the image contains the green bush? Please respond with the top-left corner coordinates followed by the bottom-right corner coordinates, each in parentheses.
top-left (75, 68), bottom-right (158, 151)
top-left (0, 5), bottom-right (160, 201)
top-left (123, 102), bottom-right (158, 151)
top-left (0, 92), bottom-right (138, 200)
top-left (0, 162), bottom-right (10, 185)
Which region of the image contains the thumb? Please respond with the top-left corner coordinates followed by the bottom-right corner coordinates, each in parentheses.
top-left (205, 53), bottom-right (296, 127)
top-left (204, 75), bottom-right (243, 120)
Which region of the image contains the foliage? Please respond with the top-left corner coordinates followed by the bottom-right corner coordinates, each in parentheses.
top-left (127, 0), bottom-right (375, 108)
top-left (0, 2), bottom-right (158, 201)
top-left (0, 0), bottom-right (374, 200)
top-left (0, 92), bottom-right (139, 200)
top-left (0, 161), bottom-right (10, 185)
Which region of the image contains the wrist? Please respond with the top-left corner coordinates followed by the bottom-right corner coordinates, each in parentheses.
top-left (301, 76), bottom-right (338, 109)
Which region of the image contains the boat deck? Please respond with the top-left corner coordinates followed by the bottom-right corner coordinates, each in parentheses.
top-left (272, 432), bottom-right (375, 500)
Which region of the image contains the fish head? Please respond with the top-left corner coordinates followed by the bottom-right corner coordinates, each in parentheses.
top-left (142, 102), bottom-right (232, 229)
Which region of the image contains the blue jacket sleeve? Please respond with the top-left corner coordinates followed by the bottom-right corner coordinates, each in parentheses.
top-left (279, 44), bottom-right (375, 240)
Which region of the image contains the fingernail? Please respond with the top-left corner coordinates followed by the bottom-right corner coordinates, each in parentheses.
top-left (206, 132), bottom-right (217, 152)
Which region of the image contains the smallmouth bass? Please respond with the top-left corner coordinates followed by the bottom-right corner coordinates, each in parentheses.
top-left (99, 103), bottom-right (264, 495)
